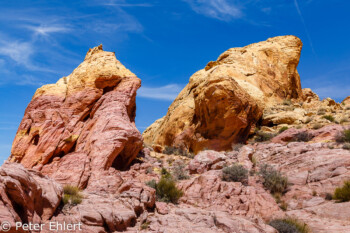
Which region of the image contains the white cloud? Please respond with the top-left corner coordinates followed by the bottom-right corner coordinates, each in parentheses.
top-left (138, 84), bottom-right (184, 101)
top-left (26, 25), bottom-right (70, 37)
top-left (0, 40), bottom-right (34, 67)
top-left (184, 0), bottom-right (243, 21)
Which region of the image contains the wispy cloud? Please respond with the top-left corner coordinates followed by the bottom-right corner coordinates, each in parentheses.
top-left (0, 40), bottom-right (34, 68)
top-left (25, 25), bottom-right (70, 37)
top-left (183, 0), bottom-right (243, 21)
top-left (293, 0), bottom-right (317, 58)
top-left (138, 84), bottom-right (184, 101)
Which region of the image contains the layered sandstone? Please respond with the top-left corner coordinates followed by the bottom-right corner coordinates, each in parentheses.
top-left (0, 162), bottom-right (62, 233)
top-left (143, 36), bottom-right (303, 153)
top-left (9, 45), bottom-right (143, 188)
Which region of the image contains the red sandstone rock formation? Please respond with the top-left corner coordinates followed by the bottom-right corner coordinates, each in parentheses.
top-left (0, 162), bottom-right (62, 233)
top-left (9, 45), bottom-right (143, 188)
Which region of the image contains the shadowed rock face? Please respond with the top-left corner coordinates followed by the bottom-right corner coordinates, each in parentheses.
top-left (9, 45), bottom-right (143, 188)
top-left (143, 36), bottom-right (304, 153)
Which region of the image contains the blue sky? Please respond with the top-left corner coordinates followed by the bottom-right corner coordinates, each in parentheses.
top-left (0, 0), bottom-right (349, 161)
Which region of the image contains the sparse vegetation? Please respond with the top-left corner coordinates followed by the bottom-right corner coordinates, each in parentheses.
top-left (146, 169), bottom-right (183, 204)
top-left (346, 106), bottom-right (350, 110)
top-left (172, 161), bottom-right (189, 180)
top-left (325, 193), bottom-right (333, 200)
top-left (312, 190), bottom-right (317, 196)
top-left (343, 143), bottom-right (350, 150)
top-left (62, 185), bottom-right (83, 206)
top-left (279, 126), bottom-right (289, 134)
top-left (280, 201), bottom-right (288, 211)
top-left (163, 146), bottom-right (194, 158)
top-left (269, 218), bottom-right (310, 233)
top-left (259, 164), bottom-right (288, 194)
top-left (294, 131), bottom-right (313, 142)
top-left (317, 108), bottom-right (326, 115)
top-left (334, 181), bottom-right (350, 202)
top-left (222, 164), bottom-right (248, 184)
top-left (140, 222), bottom-right (150, 230)
top-left (254, 131), bottom-right (276, 142)
top-left (322, 115), bottom-right (335, 122)
top-left (335, 129), bottom-right (350, 143)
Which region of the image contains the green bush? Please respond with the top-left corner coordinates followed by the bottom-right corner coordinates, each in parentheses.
top-left (146, 170), bottom-right (183, 204)
top-left (269, 218), bottom-right (310, 233)
top-left (336, 129), bottom-right (350, 143)
top-left (163, 146), bottom-right (194, 158)
top-left (222, 164), bottom-right (248, 184)
top-left (279, 127), bottom-right (289, 134)
top-left (333, 181), bottom-right (350, 202)
top-left (259, 164), bottom-right (288, 194)
top-left (156, 176), bottom-right (183, 203)
top-left (62, 185), bottom-right (83, 206)
top-left (322, 115), bottom-right (335, 122)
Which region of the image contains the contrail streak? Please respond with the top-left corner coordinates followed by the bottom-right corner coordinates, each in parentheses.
top-left (294, 0), bottom-right (317, 59)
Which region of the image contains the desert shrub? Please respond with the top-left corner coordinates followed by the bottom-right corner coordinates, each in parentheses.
top-left (62, 185), bottom-right (83, 205)
top-left (283, 99), bottom-right (292, 106)
top-left (322, 115), bottom-right (335, 122)
top-left (279, 126), bottom-right (289, 133)
top-left (312, 190), bottom-right (317, 196)
top-left (172, 161), bottom-right (189, 180)
top-left (255, 131), bottom-right (276, 142)
top-left (343, 143), bottom-right (350, 150)
top-left (317, 108), bottom-right (326, 115)
top-left (334, 181), bottom-right (350, 202)
top-left (294, 131), bottom-right (313, 142)
top-left (163, 146), bottom-right (194, 158)
top-left (140, 222), bottom-right (150, 230)
top-left (280, 201), bottom-right (288, 211)
top-left (269, 218), bottom-right (310, 233)
top-left (156, 176), bottom-right (183, 203)
top-left (325, 193), bottom-right (333, 200)
top-left (222, 164), bottom-right (248, 184)
top-left (312, 123), bottom-right (323, 130)
top-left (146, 170), bottom-right (183, 204)
top-left (335, 129), bottom-right (350, 143)
top-left (259, 164), bottom-right (288, 194)
top-left (146, 179), bottom-right (157, 189)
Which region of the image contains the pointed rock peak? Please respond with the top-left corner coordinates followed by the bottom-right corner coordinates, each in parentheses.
top-left (85, 44), bottom-right (104, 60)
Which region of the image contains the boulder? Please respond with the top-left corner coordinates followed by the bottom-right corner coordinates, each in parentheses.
top-left (0, 162), bottom-right (62, 233)
top-left (9, 45), bottom-right (143, 188)
top-left (188, 150), bottom-right (227, 174)
top-left (143, 36), bottom-right (304, 153)
top-left (342, 96), bottom-right (350, 105)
